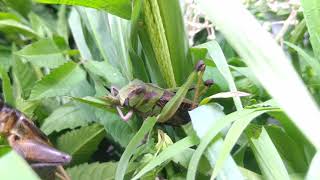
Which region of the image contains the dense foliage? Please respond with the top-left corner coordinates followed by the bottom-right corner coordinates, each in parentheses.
top-left (0, 0), bottom-right (320, 180)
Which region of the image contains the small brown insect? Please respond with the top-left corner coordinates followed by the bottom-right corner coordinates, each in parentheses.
top-left (0, 99), bottom-right (71, 179)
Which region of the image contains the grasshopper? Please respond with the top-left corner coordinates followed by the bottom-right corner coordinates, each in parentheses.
top-left (104, 61), bottom-right (213, 125)
top-left (0, 100), bottom-right (71, 180)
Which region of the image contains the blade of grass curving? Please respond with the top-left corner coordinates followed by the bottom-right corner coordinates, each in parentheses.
top-left (306, 151), bottom-right (320, 180)
top-left (190, 104), bottom-right (243, 180)
top-left (196, 0), bottom-right (320, 148)
top-left (210, 107), bottom-right (280, 179)
top-left (301, 0), bottom-right (320, 59)
top-left (115, 116), bottom-right (157, 180)
top-left (132, 135), bottom-right (200, 179)
top-left (34, 0), bottom-right (132, 19)
top-left (197, 41), bottom-right (243, 110)
top-left (248, 127), bottom-right (290, 180)
top-left (284, 41), bottom-right (320, 77)
top-left (68, 8), bottom-right (92, 60)
top-left (157, 71), bottom-right (196, 122)
top-left (187, 106), bottom-right (277, 180)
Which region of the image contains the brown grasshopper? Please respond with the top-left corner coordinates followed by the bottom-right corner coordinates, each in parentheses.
top-left (0, 100), bottom-right (71, 179)
top-left (104, 60), bottom-right (213, 125)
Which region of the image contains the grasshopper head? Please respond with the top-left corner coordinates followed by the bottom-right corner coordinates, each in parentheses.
top-left (119, 80), bottom-right (146, 107)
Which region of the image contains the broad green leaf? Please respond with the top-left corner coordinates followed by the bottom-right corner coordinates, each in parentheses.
top-left (197, 41), bottom-right (243, 110)
top-left (115, 116), bottom-right (157, 180)
top-left (16, 38), bottom-right (67, 68)
top-left (196, 0), bottom-right (320, 149)
top-left (248, 127), bottom-right (290, 180)
top-left (2, 0), bottom-right (32, 17)
top-left (306, 151), bottom-right (320, 180)
top-left (57, 124), bottom-right (106, 165)
top-left (0, 151), bottom-right (40, 180)
top-left (35, 0), bottom-right (132, 20)
top-left (132, 135), bottom-right (200, 179)
top-left (41, 103), bottom-right (91, 134)
top-left (84, 60), bottom-right (127, 88)
top-left (29, 61), bottom-right (86, 100)
top-left (12, 52), bottom-right (38, 99)
top-left (301, 0), bottom-right (320, 59)
top-left (67, 162), bottom-right (137, 180)
top-left (187, 105), bottom-right (279, 180)
top-left (189, 104), bottom-right (243, 180)
top-left (0, 67), bottom-right (14, 106)
top-left (0, 19), bottom-right (37, 37)
top-left (143, 0), bottom-right (176, 87)
top-left (157, 0), bottom-right (192, 85)
top-left (29, 13), bottom-right (53, 38)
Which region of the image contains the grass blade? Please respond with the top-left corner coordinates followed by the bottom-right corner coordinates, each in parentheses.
top-left (196, 0), bottom-right (320, 149)
top-left (115, 116), bottom-right (157, 180)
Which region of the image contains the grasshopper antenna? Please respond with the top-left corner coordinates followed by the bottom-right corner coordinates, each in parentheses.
top-left (192, 60), bottom-right (206, 109)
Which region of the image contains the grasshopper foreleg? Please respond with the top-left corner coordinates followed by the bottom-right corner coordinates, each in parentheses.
top-left (116, 106), bottom-right (133, 121)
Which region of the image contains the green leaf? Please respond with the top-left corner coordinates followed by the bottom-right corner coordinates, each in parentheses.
top-left (248, 127), bottom-right (290, 180)
top-left (265, 125), bottom-right (308, 173)
top-left (57, 124), bottom-right (106, 165)
top-left (0, 46), bottom-right (12, 72)
top-left (35, 0), bottom-right (132, 20)
top-left (84, 60), bottom-right (127, 88)
top-left (29, 61), bottom-right (86, 100)
top-left (115, 116), bottom-right (157, 180)
top-left (3, 0), bottom-right (32, 17)
top-left (301, 0), bottom-right (320, 59)
top-left (142, 0), bottom-right (176, 87)
top-left (187, 104), bottom-right (279, 180)
top-left (41, 103), bottom-right (90, 134)
top-left (0, 151), bottom-right (40, 180)
top-left (0, 19), bottom-right (37, 37)
top-left (0, 67), bottom-right (14, 106)
top-left (16, 38), bottom-right (67, 68)
top-left (68, 8), bottom-right (92, 60)
top-left (157, 71), bottom-right (196, 123)
top-left (196, 0), bottom-right (320, 149)
top-left (157, 0), bottom-right (192, 85)
top-left (12, 51), bottom-right (38, 99)
top-left (67, 162), bottom-right (137, 180)
top-left (132, 135), bottom-right (200, 180)
top-left (306, 151), bottom-right (320, 180)
top-left (57, 5), bottom-right (69, 42)
top-left (189, 104), bottom-right (243, 180)
top-left (197, 41), bottom-right (243, 110)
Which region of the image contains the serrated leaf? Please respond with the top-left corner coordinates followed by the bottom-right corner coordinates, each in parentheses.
top-left (12, 52), bottom-right (38, 99)
top-left (57, 124), bottom-right (106, 165)
top-left (29, 61), bottom-right (86, 100)
top-left (16, 38), bottom-right (67, 68)
top-left (67, 162), bottom-right (137, 180)
top-left (41, 103), bottom-right (92, 134)
top-left (35, 0), bottom-right (132, 20)
top-left (84, 60), bottom-right (127, 88)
